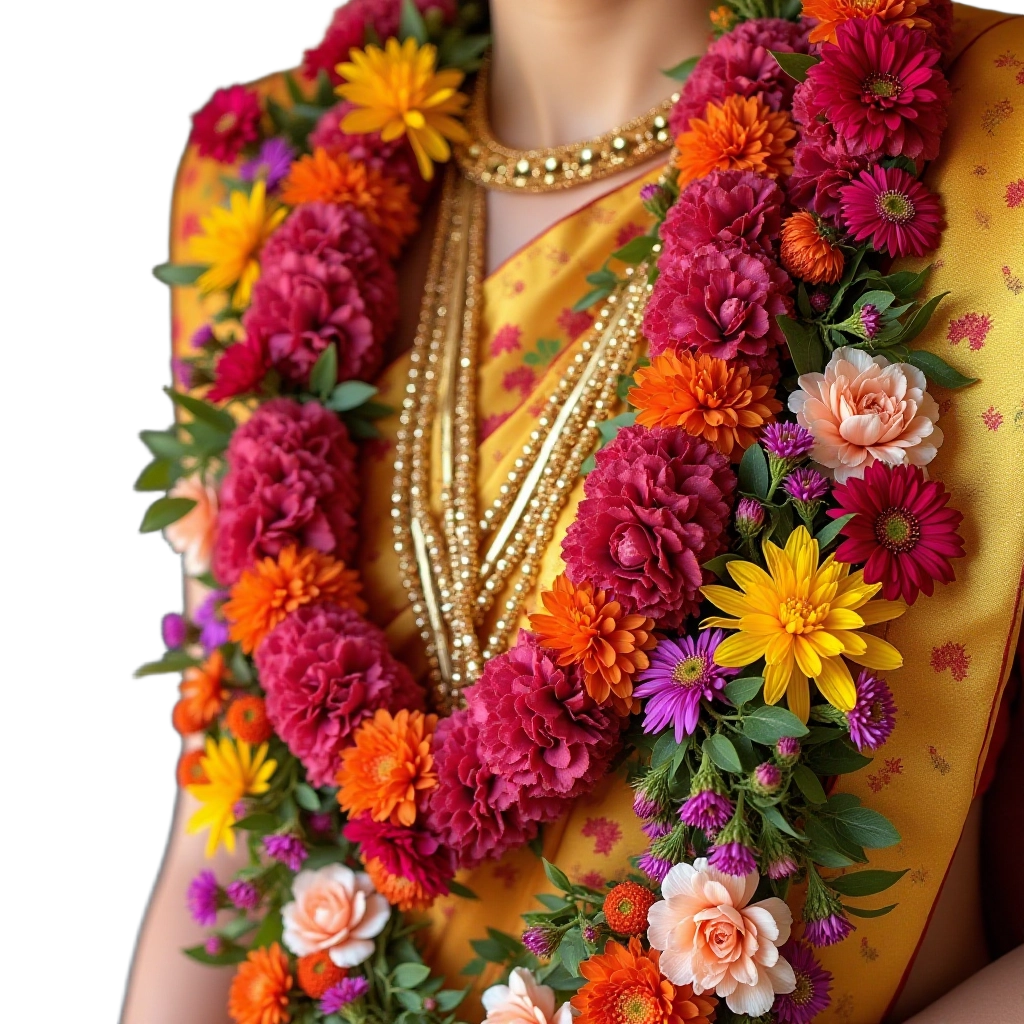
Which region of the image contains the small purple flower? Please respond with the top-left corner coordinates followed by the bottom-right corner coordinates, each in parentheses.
top-left (320, 976), bottom-right (370, 1014)
top-left (776, 736), bottom-right (801, 762)
top-left (633, 790), bottom-right (663, 820)
top-left (172, 358), bottom-right (194, 389)
top-left (226, 880), bottom-right (260, 910)
top-left (522, 925), bottom-right (561, 957)
top-left (634, 631), bottom-right (737, 742)
top-left (161, 612), bottom-right (187, 649)
top-left (205, 935), bottom-right (224, 956)
top-left (753, 762), bottom-right (782, 793)
top-left (240, 137), bottom-right (295, 191)
top-left (804, 913), bottom-right (854, 947)
top-left (783, 467), bottom-right (829, 504)
top-left (308, 812), bottom-right (334, 836)
top-left (264, 834), bottom-right (308, 871)
top-left (859, 303), bottom-right (882, 340)
top-left (642, 818), bottom-right (673, 841)
top-left (191, 323), bottom-right (216, 349)
top-left (767, 855), bottom-right (799, 880)
top-left (846, 671), bottom-right (897, 751)
top-left (194, 591), bottom-right (230, 652)
top-left (762, 422), bottom-right (815, 461)
top-left (772, 941), bottom-right (833, 1023)
top-left (187, 870), bottom-right (220, 927)
top-left (736, 496), bottom-right (766, 529)
top-left (639, 850), bottom-right (674, 884)
top-left (709, 840), bottom-right (758, 877)
top-left (809, 291), bottom-right (830, 313)
top-left (640, 183), bottom-right (661, 202)
top-left (582, 923), bottom-right (600, 944)
top-left (680, 790), bottom-right (733, 832)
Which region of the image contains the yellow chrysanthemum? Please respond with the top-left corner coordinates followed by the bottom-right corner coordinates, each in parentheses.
top-left (189, 179), bottom-right (287, 308)
top-left (187, 736), bottom-right (277, 856)
top-left (335, 37), bottom-right (470, 181)
top-left (700, 526), bottom-right (906, 721)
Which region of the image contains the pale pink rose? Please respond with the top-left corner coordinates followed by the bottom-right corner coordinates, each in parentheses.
top-left (788, 346), bottom-right (942, 483)
top-left (647, 858), bottom-right (795, 1017)
top-left (482, 968), bottom-right (573, 1024)
top-left (163, 474), bottom-right (218, 575)
top-left (281, 864), bottom-right (390, 967)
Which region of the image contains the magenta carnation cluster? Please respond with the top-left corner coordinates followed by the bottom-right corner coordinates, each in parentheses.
top-left (342, 816), bottom-right (456, 900)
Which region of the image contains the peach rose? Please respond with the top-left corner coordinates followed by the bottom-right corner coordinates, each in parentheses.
top-left (482, 968), bottom-right (573, 1024)
top-left (164, 474), bottom-right (219, 575)
top-left (281, 864), bottom-right (390, 967)
top-left (787, 346), bottom-right (942, 483)
top-left (647, 858), bottom-right (794, 1016)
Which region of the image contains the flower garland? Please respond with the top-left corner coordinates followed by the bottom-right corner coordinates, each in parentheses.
top-left (141, 0), bottom-right (973, 1022)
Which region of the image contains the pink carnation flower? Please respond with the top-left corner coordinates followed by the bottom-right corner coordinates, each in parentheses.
top-left (256, 603), bottom-right (423, 787)
top-left (468, 632), bottom-right (623, 801)
top-left (342, 816), bottom-right (455, 901)
top-left (787, 122), bottom-right (873, 225)
top-left (788, 346), bottom-right (943, 483)
top-left (213, 398), bottom-right (359, 584)
top-left (645, 242), bottom-right (793, 362)
top-left (802, 18), bottom-right (950, 161)
top-left (208, 336), bottom-right (269, 403)
top-left (189, 85), bottom-right (262, 163)
top-left (562, 425), bottom-right (735, 629)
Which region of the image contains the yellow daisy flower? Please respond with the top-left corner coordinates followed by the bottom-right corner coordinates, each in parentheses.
top-left (335, 37), bottom-right (470, 181)
top-left (189, 179), bottom-right (287, 308)
top-left (700, 526), bottom-right (906, 721)
top-left (187, 735), bottom-right (277, 856)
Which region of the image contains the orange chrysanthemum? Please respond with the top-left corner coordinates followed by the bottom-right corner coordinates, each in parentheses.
top-left (228, 942), bottom-right (293, 1024)
top-left (780, 211), bottom-right (845, 285)
top-left (172, 650), bottom-right (229, 735)
top-left (528, 574), bottom-right (656, 716)
top-left (224, 545), bottom-right (367, 654)
top-left (571, 937), bottom-right (717, 1024)
top-left (803, 0), bottom-right (934, 45)
top-left (675, 94), bottom-right (796, 186)
top-left (629, 351), bottom-right (783, 460)
top-left (280, 148), bottom-right (418, 257)
top-left (603, 882), bottom-right (658, 937)
top-left (226, 695), bottom-right (274, 745)
top-left (364, 855), bottom-right (434, 912)
top-left (176, 748), bottom-right (209, 788)
top-left (296, 951), bottom-right (347, 999)
top-left (336, 708), bottom-right (438, 826)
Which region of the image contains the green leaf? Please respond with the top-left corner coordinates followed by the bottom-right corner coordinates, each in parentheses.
top-left (815, 513), bottom-right (855, 552)
top-left (704, 734), bottom-right (743, 774)
top-left (742, 705), bottom-right (809, 745)
top-left (327, 380), bottom-right (379, 412)
top-left (294, 783), bottom-right (321, 812)
top-left (302, 845), bottom-right (348, 870)
top-left (806, 738), bottom-right (872, 776)
top-left (725, 676), bottom-right (764, 707)
top-left (309, 343), bottom-right (339, 400)
top-left (447, 880), bottom-right (479, 900)
top-left (597, 411), bottom-right (636, 442)
top-left (153, 262), bottom-right (207, 286)
top-left (611, 234), bottom-right (657, 265)
top-left (535, 893), bottom-right (569, 912)
top-left (573, 286), bottom-right (614, 313)
top-left (134, 458), bottom-right (178, 492)
top-left (889, 264), bottom-right (932, 300)
top-left (436, 989), bottom-right (469, 1012)
top-left (853, 290), bottom-right (895, 313)
top-left (843, 902), bottom-right (897, 918)
top-left (184, 942), bottom-right (248, 966)
top-left (761, 804), bottom-right (804, 840)
top-left (833, 806), bottom-right (901, 848)
top-left (586, 268), bottom-right (619, 288)
top-left (829, 868), bottom-right (907, 897)
top-left (187, 418), bottom-right (233, 457)
top-left (881, 154), bottom-right (918, 175)
top-left (777, 315), bottom-right (825, 375)
top-left (557, 928), bottom-right (586, 976)
top-left (738, 442), bottom-right (770, 499)
top-left (792, 765), bottom-right (828, 805)
top-left (461, 957), bottom-right (487, 976)
top-left (140, 429), bottom-right (188, 460)
top-left (252, 907), bottom-right (283, 948)
top-left (807, 843), bottom-right (858, 868)
top-left (134, 650), bottom-right (200, 677)
top-left (165, 387), bottom-right (236, 434)
top-left (769, 50), bottom-right (821, 83)
top-left (662, 55), bottom-right (699, 82)
top-left (651, 731), bottom-right (684, 770)
top-left (907, 350), bottom-right (978, 389)
top-left (543, 859), bottom-right (574, 894)
top-left (399, 0), bottom-right (429, 43)
top-left (393, 962), bottom-right (433, 989)
top-left (395, 991), bottom-right (423, 1013)
top-left (898, 290), bottom-right (949, 346)
top-left (702, 553), bottom-right (742, 578)
top-left (232, 813), bottom-right (278, 833)
top-left (140, 496), bottom-right (196, 533)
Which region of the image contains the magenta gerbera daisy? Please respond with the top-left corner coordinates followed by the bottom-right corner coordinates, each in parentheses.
top-left (189, 85), bottom-right (263, 163)
top-left (803, 18), bottom-right (950, 161)
top-left (829, 461), bottom-right (965, 603)
top-left (772, 941), bottom-right (833, 1024)
top-left (840, 164), bottom-right (944, 258)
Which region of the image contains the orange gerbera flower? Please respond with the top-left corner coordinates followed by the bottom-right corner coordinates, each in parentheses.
top-left (528, 574), bottom-right (656, 716)
top-left (629, 351), bottom-right (782, 460)
top-left (336, 708), bottom-right (438, 826)
top-left (226, 695), bottom-right (274, 745)
top-left (176, 748), bottom-right (209, 788)
top-left (172, 650), bottom-right (229, 735)
top-left (780, 211), bottom-right (845, 285)
top-left (571, 937), bottom-right (717, 1024)
top-left (228, 943), bottom-right (293, 1024)
top-left (296, 951), bottom-right (346, 999)
top-left (675, 94), bottom-right (796, 186)
top-left (280, 148), bottom-right (418, 257)
top-left (803, 0), bottom-right (933, 45)
top-left (364, 856), bottom-right (434, 912)
top-left (224, 545), bottom-right (367, 654)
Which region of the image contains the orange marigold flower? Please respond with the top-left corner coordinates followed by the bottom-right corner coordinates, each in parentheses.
top-left (603, 881), bottom-right (658, 936)
top-left (709, 4), bottom-right (737, 31)
top-left (675, 94), bottom-right (796, 186)
top-left (571, 937), bottom-right (717, 1024)
top-left (803, 0), bottom-right (934, 45)
top-left (780, 211), bottom-right (845, 285)
top-left (224, 545), bottom-right (367, 654)
top-left (172, 650), bottom-right (229, 735)
top-left (629, 351), bottom-right (782, 460)
top-left (280, 148), bottom-right (418, 257)
top-left (176, 748), bottom-right (209, 788)
top-left (226, 695), bottom-right (274, 745)
top-left (336, 708), bottom-right (438, 826)
top-left (228, 942), bottom-right (293, 1024)
top-left (296, 951), bottom-right (346, 999)
top-left (528, 574), bottom-right (656, 716)
top-left (364, 855), bottom-right (434, 912)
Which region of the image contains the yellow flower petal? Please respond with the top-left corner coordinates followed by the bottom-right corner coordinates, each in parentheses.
top-left (793, 635), bottom-right (823, 678)
top-left (845, 633), bottom-right (904, 671)
top-left (701, 584), bottom-right (754, 618)
top-left (764, 653), bottom-right (795, 705)
top-left (715, 630), bottom-right (770, 667)
top-left (787, 672), bottom-right (811, 723)
top-left (822, 607), bottom-right (866, 631)
top-left (814, 656), bottom-right (857, 711)
top-left (857, 599), bottom-right (908, 625)
top-left (701, 615), bottom-right (743, 630)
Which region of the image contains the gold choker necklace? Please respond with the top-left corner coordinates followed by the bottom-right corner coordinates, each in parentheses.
top-left (456, 61), bottom-right (677, 193)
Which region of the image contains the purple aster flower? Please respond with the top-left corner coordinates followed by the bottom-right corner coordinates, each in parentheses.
top-left (753, 762), bottom-right (782, 793)
top-left (226, 880), bottom-right (260, 910)
top-left (709, 840), bottom-right (758, 877)
top-left (186, 869), bottom-right (219, 927)
top-left (191, 323), bottom-right (216, 349)
top-left (772, 941), bottom-right (833, 1023)
top-left (805, 912), bottom-right (854, 947)
top-left (522, 925), bottom-right (562, 957)
top-left (776, 736), bottom-right (801, 762)
top-left (639, 850), bottom-right (674, 883)
top-left (859, 303), bottom-right (882, 340)
top-left (205, 936), bottom-right (224, 955)
top-left (762, 421), bottom-right (815, 461)
top-left (320, 976), bottom-right (370, 1014)
top-left (582, 923), bottom-right (600, 943)
top-left (642, 818), bottom-right (673, 840)
top-left (846, 671), bottom-right (897, 751)
top-left (240, 137), bottom-right (295, 191)
top-left (161, 612), bottom-right (187, 649)
top-left (783, 467), bottom-right (829, 503)
top-left (640, 183), bottom-right (661, 202)
top-left (804, 868), bottom-right (855, 947)
top-left (634, 631), bottom-right (737, 742)
top-left (633, 790), bottom-right (663, 820)
top-left (736, 496), bottom-right (765, 529)
top-left (679, 790), bottom-right (733, 832)
top-left (767, 854), bottom-right (799, 880)
top-left (264, 834), bottom-right (308, 871)
top-left (194, 591), bottom-right (230, 652)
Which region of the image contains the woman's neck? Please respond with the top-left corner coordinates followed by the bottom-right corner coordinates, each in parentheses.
top-left (488, 0), bottom-right (711, 148)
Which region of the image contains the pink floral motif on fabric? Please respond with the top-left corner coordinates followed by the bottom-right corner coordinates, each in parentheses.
top-left (947, 312), bottom-right (993, 350)
top-left (580, 817), bottom-right (622, 856)
top-left (930, 641), bottom-right (971, 681)
top-left (489, 323), bottom-right (523, 357)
